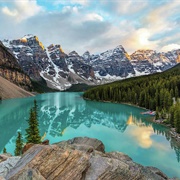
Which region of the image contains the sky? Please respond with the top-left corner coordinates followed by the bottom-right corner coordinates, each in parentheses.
top-left (0, 0), bottom-right (180, 55)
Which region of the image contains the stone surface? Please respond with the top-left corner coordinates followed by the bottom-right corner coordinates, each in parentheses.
top-left (0, 154), bottom-right (12, 163)
top-left (1, 137), bottom-right (172, 180)
top-left (56, 137), bottom-right (105, 153)
top-left (0, 156), bottom-right (20, 178)
top-left (22, 143), bottom-right (35, 154)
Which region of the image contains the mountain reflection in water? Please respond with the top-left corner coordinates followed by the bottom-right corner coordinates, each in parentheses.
top-left (0, 92), bottom-right (180, 177)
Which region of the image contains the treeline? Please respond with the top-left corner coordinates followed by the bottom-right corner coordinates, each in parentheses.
top-left (83, 64), bottom-right (180, 133)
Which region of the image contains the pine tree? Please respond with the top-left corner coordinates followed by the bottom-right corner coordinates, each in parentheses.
top-left (14, 132), bottom-right (23, 156)
top-left (3, 147), bottom-right (7, 153)
top-left (174, 103), bottom-right (180, 133)
top-left (25, 100), bottom-right (41, 144)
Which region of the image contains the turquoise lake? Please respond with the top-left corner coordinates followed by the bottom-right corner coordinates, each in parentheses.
top-left (0, 92), bottom-right (180, 178)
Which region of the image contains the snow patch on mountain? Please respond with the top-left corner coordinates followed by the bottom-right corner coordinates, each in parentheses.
top-left (2, 35), bottom-right (179, 91)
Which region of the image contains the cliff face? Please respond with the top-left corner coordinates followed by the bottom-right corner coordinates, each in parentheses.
top-left (0, 137), bottom-right (170, 180)
top-left (0, 42), bottom-right (32, 90)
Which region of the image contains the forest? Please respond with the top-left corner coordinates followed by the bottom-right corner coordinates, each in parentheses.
top-left (83, 64), bottom-right (180, 133)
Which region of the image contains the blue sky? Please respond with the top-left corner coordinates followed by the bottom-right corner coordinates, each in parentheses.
top-left (0, 0), bottom-right (180, 54)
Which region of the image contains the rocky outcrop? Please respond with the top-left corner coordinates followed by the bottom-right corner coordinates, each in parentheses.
top-left (0, 42), bottom-right (32, 90)
top-left (2, 137), bottom-right (171, 180)
top-left (0, 154), bottom-right (20, 178)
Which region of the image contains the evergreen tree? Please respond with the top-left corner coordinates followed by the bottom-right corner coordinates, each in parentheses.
top-left (174, 103), bottom-right (180, 133)
top-left (25, 100), bottom-right (41, 144)
top-left (14, 132), bottom-right (23, 156)
top-left (83, 64), bottom-right (180, 133)
top-left (3, 147), bottom-right (7, 153)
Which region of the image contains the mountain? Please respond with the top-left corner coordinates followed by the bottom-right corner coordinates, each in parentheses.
top-left (2, 35), bottom-right (179, 90)
top-left (83, 63), bottom-right (180, 110)
top-left (0, 76), bottom-right (33, 100)
top-left (3, 35), bottom-right (96, 90)
top-left (0, 41), bottom-right (32, 91)
top-left (84, 45), bottom-right (135, 82)
top-left (130, 49), bottom-right (178, 75)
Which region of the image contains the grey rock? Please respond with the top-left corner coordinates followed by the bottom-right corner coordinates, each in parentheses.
top-left (4, 137), bottom-right (171, 180)
top-left (0, 156), bottom-right (20, 178)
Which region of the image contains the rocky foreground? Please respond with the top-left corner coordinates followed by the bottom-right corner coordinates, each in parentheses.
top-left (0, 137), bottom-right (176, 180)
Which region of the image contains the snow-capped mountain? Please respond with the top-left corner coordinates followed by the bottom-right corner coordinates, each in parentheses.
top-left (83, 45), bottom-right (135, 81)
top-left (130, 49), bottom-right (178, 75)
top-left (2, 35), bottom-right (96, 90)
top-left (2, 35), bottom-right (179, 90)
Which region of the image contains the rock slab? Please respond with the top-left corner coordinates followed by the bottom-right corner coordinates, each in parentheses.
top-left (0, 137), bottom-right (172, 180)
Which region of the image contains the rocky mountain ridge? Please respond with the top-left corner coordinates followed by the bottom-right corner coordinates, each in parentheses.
top-left (0, 137), bottom-right (174, 180)
top-left (0, 41), bottom-right (32, 91)
top-left (2, 35), bottom-right (180, 90)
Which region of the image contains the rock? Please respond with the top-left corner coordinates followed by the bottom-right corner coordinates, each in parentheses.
top-left (22, 143), bottom-right (34, 154)
top-left (0, 156), bottom-right (20, 177)
top-left (6, 144), bottom-right (90, 180)
top-left (0, 154), bottom-right (12, 163)
top-left (3, 137), bottom-right (172, 180)
top-left (0, 176), bottom-right (5, 180)
top-left (8, 168), bottom-right (46, 180)
top-left (41, 139), bottom-right (49, 145)
top-left (22, 140), bottom-right (49, 154)
top-left (56, 137), bottom-right (105, 153)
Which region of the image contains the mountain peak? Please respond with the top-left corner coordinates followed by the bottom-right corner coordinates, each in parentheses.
top-left (22, 34), bottom-right (35, 39)
top-left (115, 45), bottom-right (124, 50)
top-left (69, 51), bottom-right (79, 57)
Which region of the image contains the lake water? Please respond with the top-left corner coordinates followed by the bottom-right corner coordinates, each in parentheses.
top-left (0, 92), bottom-right (180, 178)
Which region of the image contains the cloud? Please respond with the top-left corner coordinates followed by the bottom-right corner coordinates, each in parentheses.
top-left (2, 6), bottom-right (18, 17)
top-left (68, 0), bottom-right (88, 5)
top-left (62, 6), bottom-right (80, 13)
top-left (54, 0), bottom-right (89, 6)
top-left (130, 126), bottom-right (154, 149)
top-left (0, 0), bottom-right (180, 55)
top-left (1, 0), bottom-right (43, 22)
top-left (142, 0), bottom-right (180, 38)
top-left (83, 13), bottom-right (104, 22)
top-left (18, 10), bottom-right (111, 54)
top-left (161, 44), bottom-right (180, 52)
top-left (99, 0), bottom-right (148, 15)
top-left (122, 28), bottom-right (159, 53)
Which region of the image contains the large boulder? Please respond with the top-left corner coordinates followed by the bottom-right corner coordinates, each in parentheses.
top-left (1, 137), bottom-right (171, 180)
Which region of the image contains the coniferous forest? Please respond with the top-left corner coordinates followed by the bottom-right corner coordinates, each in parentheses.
top-left (83, 64), bottom-right (180, 133)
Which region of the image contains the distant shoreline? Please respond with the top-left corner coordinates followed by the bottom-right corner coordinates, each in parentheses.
top-left (83, 97), bottom-right (180, 142)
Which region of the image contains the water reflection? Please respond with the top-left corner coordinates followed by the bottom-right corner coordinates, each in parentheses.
top-left (0, 92), bottom-right (180, 166)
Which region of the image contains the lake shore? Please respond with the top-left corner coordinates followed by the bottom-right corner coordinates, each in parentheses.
top-left (83, 97), bottom-right (180, 142)
top-left (153, 119), bottom-right (180, 143)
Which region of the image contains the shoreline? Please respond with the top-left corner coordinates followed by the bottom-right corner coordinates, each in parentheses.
top-left (83, 97), bottom-right (180, 142)
top-left (153, 119), bottom-right (180, 142)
